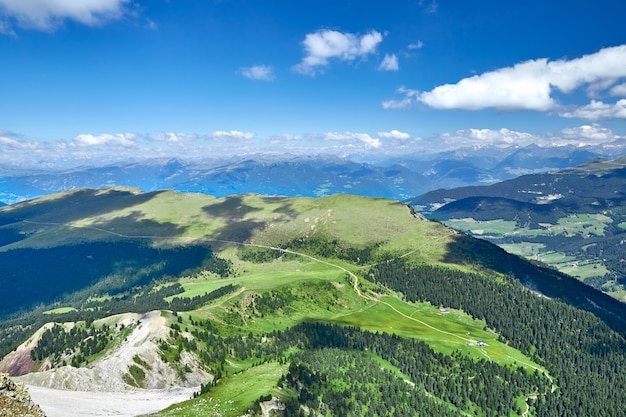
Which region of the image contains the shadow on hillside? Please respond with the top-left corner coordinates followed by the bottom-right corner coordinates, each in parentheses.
top-left (203, 196), bottom-right (267, 245)
top-left (89, 211), bottom-right (189, 240)
top-left (203, 195), bottom-right (261, 218)
top-left (0, 188), bottom-right (165, 227)
top-left (262, 196), bottom-right (300, 219)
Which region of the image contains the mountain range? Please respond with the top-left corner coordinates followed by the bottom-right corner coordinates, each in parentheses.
top-left (1, 188), bottom-right (626, 416)
top-left (3, 140), bottom-right (626, 205)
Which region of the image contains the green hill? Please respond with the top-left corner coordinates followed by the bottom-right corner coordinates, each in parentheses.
top-left (1, 188), bottom-right (626, 416)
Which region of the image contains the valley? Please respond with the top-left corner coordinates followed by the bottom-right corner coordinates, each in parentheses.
top-left (411, 156), bottom-right (626, 301)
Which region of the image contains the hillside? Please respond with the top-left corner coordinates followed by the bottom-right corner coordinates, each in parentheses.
top-left (410, 156), bottom-right (626, 300)
top-left (1, 189), bottom-right (626, 416)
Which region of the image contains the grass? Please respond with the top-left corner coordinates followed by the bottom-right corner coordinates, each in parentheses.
top-left (333, 295), bottom-right (541, 371)
top-left (447, 213), bottom-right (614, 283)
top-left (158, 218), bottom-right (545, 373)
top-left (42, 306), bottom-right (77, 315)
top-left (123, 364), bottom-right (146, 388)
top-left (549, 214), bottom-right (612, 237)
top-left (173, 258), bottom-right (349, 300)
top-left (172, 250), bottom-right (542, 373)
top-left (150, 362), bottom-right (288, 417)
top-left (447, 218), bottom-right (519, 236)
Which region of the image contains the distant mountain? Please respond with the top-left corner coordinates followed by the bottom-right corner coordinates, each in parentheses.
top-left (409, 156), bottom-right (626, 300)
top-left (0, 155), bottom-right (431, 204)
top-left (385, 141), bottom-right (626, 189)
top-left (3, 140), bottom-right (626, 205)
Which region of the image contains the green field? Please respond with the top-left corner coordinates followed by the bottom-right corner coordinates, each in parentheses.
top-left (149, 362), bottom-right (288, 417)
top-left (446, 213), bottom-right (613, 284)
top-left (42, 306), bottom-right (78, 315)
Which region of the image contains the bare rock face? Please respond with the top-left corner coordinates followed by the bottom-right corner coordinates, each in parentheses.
top-left (0, 373), bottom-right (46, 417)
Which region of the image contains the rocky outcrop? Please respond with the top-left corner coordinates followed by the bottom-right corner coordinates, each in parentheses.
top-left (0, 373), bottom-right (46, 417)
top-left (14, 311), bottom-right (210, 392)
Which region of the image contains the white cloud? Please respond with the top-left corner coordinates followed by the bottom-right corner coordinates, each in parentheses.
top-left (381, 98), bottom-right (411, 109)
top-left (390, 44), bottom-right (626, 117)
top-left (586, 79), bottom-right (617, 98)
top-left (408, 40), bottom-right (424, 50)
top-left (0, 135), bottom-right (39, 150)
top-left (440, 128), bottom-right (540, 148)
top-left (378, 54), bottom-right (399, 71)
top-left (210, 130), bottom-right (254, 141)
top-left (378, 130), bottom-right (410, 140)
top-left (72, 133), bottom-right (136, 147)
top-left (149, 132), bottom-right (196, 144)
top-left (610, 82), bottom-right (626, 96)
top-left (0, 0), bottom-right (131, 32)
top-left (548, 45), bottom-right (626, 93)
top-left (559, 99), bottom-right (626, 121)
top-left (381, 87), bottom-right (420, 109)
top-left (435, 125), bottom-right (625, 150)
top-left (241, 65), bottom-right (275, 81)
top-left (269, 134), bottom-right (302, 144)
top-left (147, 131), bottom-right (254, 145)
top-left (420, 59), bottom-right (555, 111)
top-left (293, 29), bottom-right (383, 75)
top-left (561, 125), bottom-right (618, 143)
top-left (323, 131), bottom-right (381, 148)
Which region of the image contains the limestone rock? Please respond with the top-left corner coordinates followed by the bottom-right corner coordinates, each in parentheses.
top-left (0, 373), bottom-right (46, 417)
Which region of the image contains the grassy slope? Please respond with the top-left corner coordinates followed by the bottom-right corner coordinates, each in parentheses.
top-left (2, 188), bottom-right (546, 416)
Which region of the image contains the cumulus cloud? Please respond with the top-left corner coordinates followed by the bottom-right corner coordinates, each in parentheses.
top-left (561, 124), bottom-right (619, 143)
top-left (211, 130), bottom-right (254, 141)
top-left (440, 128), bottom-right (540, 149)
top-left (241, 65), bottom-right (275, 81)
top-left (420, 59), bottom-right (556, 111)
top-left (148, 132), bottom-right (197, 144)
top-left (0, 0), bottom-right (131, 32)
top-left (322, 131), bottom-right (381, 149)
top-left (437, 125), bottom-right (625, 150)
top-left (293, 29), bottom-right (383, 75)
top-left (378, 54), bottom-right (399, 71)
top-left (378, 130), bottom-right (410, 140)
top-left (385, 45), bottom-right (626, 119)
top-left (72, 132), bottom-right (136, 147)
top-left (610, 83), bottom-right (626, 96)
top-left (559, 99), bottom-right (626, 121)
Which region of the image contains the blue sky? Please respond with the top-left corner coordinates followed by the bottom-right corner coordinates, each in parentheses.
top-left (1, 0), bottom-right (625, 167)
